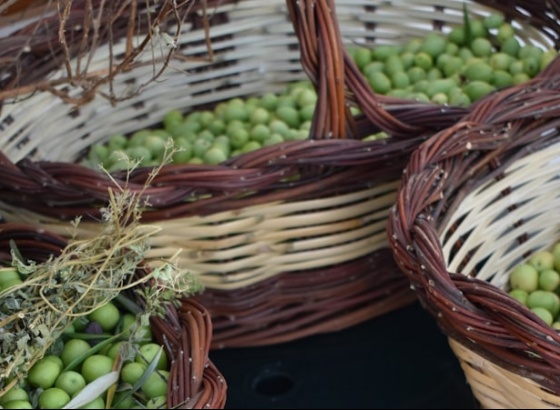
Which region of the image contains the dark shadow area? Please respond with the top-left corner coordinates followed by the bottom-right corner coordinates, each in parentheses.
top-left (210, 301), bottom-right (480, 409)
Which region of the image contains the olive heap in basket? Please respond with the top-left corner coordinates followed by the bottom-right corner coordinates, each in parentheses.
top-left (0, 268), bottom-right (170, 410)
top-left (352, 11), bottom-right (556, 104)
top-left (81, 11), bottom-right (556, 171)
top-left (508, 244), bottom-right (560, 329)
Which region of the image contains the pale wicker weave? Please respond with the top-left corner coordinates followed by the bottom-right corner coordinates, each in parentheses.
top-left (388, 58), bottom-right (560, 408)
top-left (0, 222), bottom-right (228, 408)
top-left (0, 0), bottom-right (559, 347)
top-left (0, 1), bottom-right (51, 36)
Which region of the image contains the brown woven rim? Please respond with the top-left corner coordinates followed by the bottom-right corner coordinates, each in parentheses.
top-left (387, 56), bottom-right (560, 395)
top-left (0, 133), bottom-right (428, 221)
top-left (0, 222), bottom-right (228, 408)
top-left (196, 248), bottom-right (417, 348)
top-left (131, 281), bottom-right (228, 408)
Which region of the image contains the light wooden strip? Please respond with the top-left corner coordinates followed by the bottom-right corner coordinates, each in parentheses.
top-left (0, 182), bottom-right (393, 289)
top-left (442, 142), bottom-right (560, 289)
top-left (449, 338), bottom-right (560, 408)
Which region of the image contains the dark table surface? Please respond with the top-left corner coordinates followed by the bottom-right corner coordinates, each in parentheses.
top-left (209, 301), bottom-right (480, 409)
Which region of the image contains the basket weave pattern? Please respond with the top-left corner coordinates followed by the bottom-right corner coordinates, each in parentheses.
top-left (1, 0), bottom-right (559, 347)
top-left (388, 57), bottom-right (560, 408)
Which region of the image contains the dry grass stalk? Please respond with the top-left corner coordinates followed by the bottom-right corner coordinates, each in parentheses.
top-left (0, 142), bottom-right (203, 395)
top-left (0, 0), bottom-right (218, 107)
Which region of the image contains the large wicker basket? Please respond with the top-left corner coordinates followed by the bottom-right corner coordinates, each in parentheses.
top-left (388, 56), bottom-right (560, 408)
top-left (0, 0), bottom-right (558, 348)
top-left (0, 222), bottom-right (227, 408)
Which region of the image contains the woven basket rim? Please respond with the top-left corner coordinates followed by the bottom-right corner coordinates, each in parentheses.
top-left (387, 58), bottom-right (560, 396)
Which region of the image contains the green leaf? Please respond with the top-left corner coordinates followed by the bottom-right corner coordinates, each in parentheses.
top-left (8, 240), bottom-right (24, 266)
top-left (63, 371), bottom-right (119, 409)
top-left (110, 348), bottom-right (163, 408)
top-left (114, 293), bottom-right (143, 316)
top-left (16, 334), bottom-right (31, 351)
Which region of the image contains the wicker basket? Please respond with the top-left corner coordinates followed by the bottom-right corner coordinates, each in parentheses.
top-left (0, 0), bottom-right (558, 348)
top-left (387, 56), bottom-right (560, 408)
top-left (0, 222), bottom-right (227, 408)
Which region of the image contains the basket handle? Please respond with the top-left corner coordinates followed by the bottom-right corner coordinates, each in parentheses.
top-left (286, 0), bottom-right (349, 139)
top-left (286, 0), bottom-right (471, 140)
top-left (286, 0), bottom-right (560, 141)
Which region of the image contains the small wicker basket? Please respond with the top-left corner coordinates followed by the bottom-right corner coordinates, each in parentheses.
top-left (388, 57), bottom-right (560, 408)
top-left (0, 0), bottom-right (559, 348)
top-left (0, 222), bottom-right (228, 408)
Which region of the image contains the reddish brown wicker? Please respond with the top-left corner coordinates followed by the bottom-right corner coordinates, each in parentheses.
top-left (0, 0), bottom-right (559, 349)
top-left (0, 222), bottom-right (228, 408)
top-left (388, 57), bottom-right (560, 408)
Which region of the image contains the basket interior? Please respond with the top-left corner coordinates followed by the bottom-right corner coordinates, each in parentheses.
top-left (441, 139), bottom-right (560, 291)
top-left (1, 0), bottom-right (557, 164)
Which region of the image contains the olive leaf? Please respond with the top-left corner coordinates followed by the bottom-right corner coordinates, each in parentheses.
top-left (62, 371), bottom-right (120, 409)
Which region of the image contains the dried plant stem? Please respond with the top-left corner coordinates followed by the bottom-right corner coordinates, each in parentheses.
top-left (0, 143), bottom-right (202, 396)
top-left (1, 0), bottom-right (216, 107)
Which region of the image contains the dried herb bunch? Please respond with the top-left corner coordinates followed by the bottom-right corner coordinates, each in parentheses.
top-left (0, 148), bottom-right (203, 394)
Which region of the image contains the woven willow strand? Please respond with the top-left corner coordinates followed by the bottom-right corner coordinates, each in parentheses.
top-left (442, 142), bottom-right (560, 289)
top-left (450, 339), bottom-right (560, 409)
top-left (0, 181), bottom-right (397, 289)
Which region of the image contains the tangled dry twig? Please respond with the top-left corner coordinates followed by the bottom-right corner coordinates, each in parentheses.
top-left (0, 0), bottom-right (221, 108)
